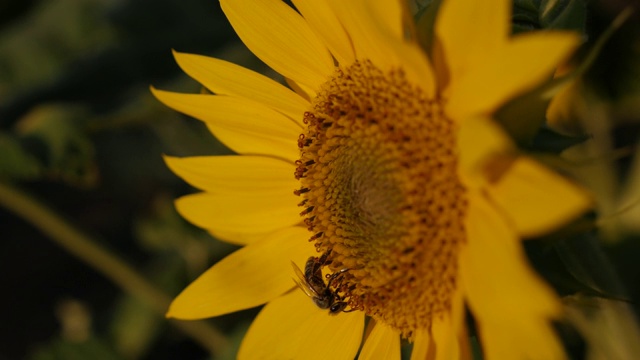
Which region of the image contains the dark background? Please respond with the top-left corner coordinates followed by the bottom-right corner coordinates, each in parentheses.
top-left (0, 0), bottom-right (639, 359)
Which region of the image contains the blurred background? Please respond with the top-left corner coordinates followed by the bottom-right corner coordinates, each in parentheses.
top-left (0, 0), bottom-right (268, 358)
top-left (0, 0), bottom-right (638, 359)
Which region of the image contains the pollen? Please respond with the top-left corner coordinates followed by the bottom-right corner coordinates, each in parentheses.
top-left (296, 60), bottom-right (467, 339)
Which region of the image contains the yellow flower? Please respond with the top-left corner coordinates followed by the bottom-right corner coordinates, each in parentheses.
top-left (153, 0), bottom-right (591, 358)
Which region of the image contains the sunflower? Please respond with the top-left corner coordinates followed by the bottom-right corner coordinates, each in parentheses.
top-left (153, 0), bottom-right (591, 358)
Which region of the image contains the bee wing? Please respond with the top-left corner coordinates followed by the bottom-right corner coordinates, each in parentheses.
top-left (291, 261), bottom-right (319, 298)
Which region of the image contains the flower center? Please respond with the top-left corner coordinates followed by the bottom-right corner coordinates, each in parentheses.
top-left (295, 60), bottom-right (467, 339)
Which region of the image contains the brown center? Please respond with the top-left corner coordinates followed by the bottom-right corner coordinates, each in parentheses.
top-left (295, 60), bottom-right (467, 339)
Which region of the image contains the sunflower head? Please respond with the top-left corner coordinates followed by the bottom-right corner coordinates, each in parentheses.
top-left (155, 0), bottom-right (592, 358)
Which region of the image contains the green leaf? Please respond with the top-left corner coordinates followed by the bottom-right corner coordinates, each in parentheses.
top-left (109, 296), bottom-right (161, 359)
top-left (0, 132), bottom-right (42, 179)
top-left (493, 83), bottom-right (552, 146)
top-left (554, 232), bottom-right (626, 298)
top-left (512, 0), bottom-right (587, 34)
top-left (414, 0), bottom-right (442, 61)
top-left (496, 8), bottom-right (632, 146)
top-left (530, 125), bottom-right (590, 153)
top-left (525, 230), bottom-right (627, 300)
top-left (17, 104), bottom-right (97, 187)
top-left (512, 0), bottom-right (542, 33)
top-left (540, 0), bottom-right (587, 32)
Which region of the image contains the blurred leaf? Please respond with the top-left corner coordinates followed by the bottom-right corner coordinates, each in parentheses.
top-left (414, 0), bottom-right (441, 60)
top-left (0, 0), bottom-right (115, 92)
top-left (470, 336), bottom-right (483, 360)
top-left (524, 226), bottom-right (632, 300)
top-left (0, 132), bottom-right (42, 179)
top-left (133, 193), bottom-right (237, 279)
top-left (113, 193), bottom-right (235, 358)
top-left (16, 104), bottom-right (98, 187)
top-left (565, 295), bottom-right (640, 360)
top-left (531, 125), bottom-right (590, 153)
top-left (109, 296), bottom-right (161, 359)
top-left (553, 232), bottom-right (626, 298)
top-left (513, 0), bottom-right (587, 33)
top-left (615, 144), bottom-right (640, 234)
top-left (513, 0), bottom-right (540, 32)
top-left (497, 7), bottom-right (632, 146)
top-left (410, 0), bottom-right (434, 15)
top-left (494, 82), bottom-right (554, 146)
top-left (109, 245), bottom-right (216, 358)
top-left (134, 194), bottom-right (196, 252)
top-left (547, 9), bottom-right (639, 139)
top-left (216, 321), bottom-right (251, 360)
top-left (539, 0), bottom-right (587, 31)
top-left (29, 337), bottom-right (121, 360)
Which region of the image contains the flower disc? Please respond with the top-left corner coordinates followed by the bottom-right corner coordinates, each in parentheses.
top-left (296, 60), bottom-right (468, 338)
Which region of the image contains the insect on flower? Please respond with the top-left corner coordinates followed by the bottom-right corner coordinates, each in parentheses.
top-left (291, 250), bottom-right (352, 315)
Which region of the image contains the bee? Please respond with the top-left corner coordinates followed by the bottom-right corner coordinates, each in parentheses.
top-left (291, 250), bottom-right (351, 315)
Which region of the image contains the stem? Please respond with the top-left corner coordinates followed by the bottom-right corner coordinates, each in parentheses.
top-left (0, 181), bottom-right (229, 356)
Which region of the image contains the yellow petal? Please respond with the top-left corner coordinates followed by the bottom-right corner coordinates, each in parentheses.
top-left (291, 0), bottom-right (355, 66)
top-left (489, 156), bottom-right (591, 238)
top-left (462, 192), bottom-right (561, 318)
top-left (451, 288), bottom-right (473, 360)
top-left (167, 227), bottom-right (313, 319)
top-left (207, 229), bottom-right (272, 246)
top-left (172, 159), bottom-right (295, 241)
top-left (173, 51), bottom-right (309, 124)
top-left (152, 88), bottom-right (300, 161)
top-left (479, 317), bottom-right (566, 360)
top-left (436, 0), bottom-right (508, 101)
top-left (461, 195), bottom-right (566, 358)
top-left (238, 290), bottom-right (364, 360)
top-left (163, 155), bottom-right (296, 194)
top-left (446, 31), bottom-right (580, 119)
top-left (359, 322), bottom-right (401, 360)
top-left (450, 285), bottom-right (466, 341)
top-left (285, 77), bottom-right (314, 101)
top-left (546, 79), bottom-right (585, 136)
top-left (410, 328), bottom-right (431, 360)
top-left (432, 315), bottom-right (459, 360)
top-left (327, 0), bottom-right (398, 61)
top-left (175, 192), bottom-right (299, 235)
top-left (328, 0), bottom-right (435, 96)
top-left (457, 116), bottom-right (513, 187)
top-left (220, 0), bottom-right (333, 91)
top-left (459, 194), bottom-right (563, 360)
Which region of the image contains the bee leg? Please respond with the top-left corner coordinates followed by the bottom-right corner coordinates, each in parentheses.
top-left (334, 293), bottom-right (359, 313)
top-left (327, 268), bottom-right (349, 288)
top-left (318, 248), bottom-right (332, 265)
